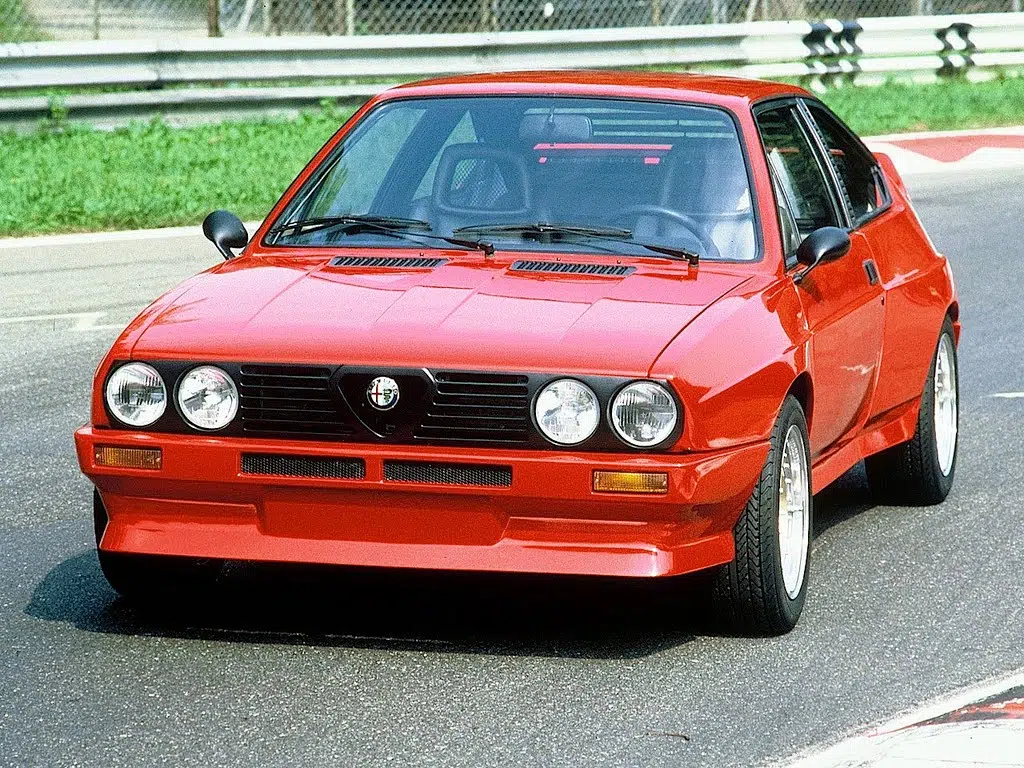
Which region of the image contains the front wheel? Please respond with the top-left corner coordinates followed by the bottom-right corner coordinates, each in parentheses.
top-left (711, 395), bottom-right (812, 635)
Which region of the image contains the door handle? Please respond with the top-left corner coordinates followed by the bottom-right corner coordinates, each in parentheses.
top-left (863, 259), bottom-right (880, 286)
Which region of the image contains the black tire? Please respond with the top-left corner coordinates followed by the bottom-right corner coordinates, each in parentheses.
top-left (93, 490), bottom-right (223, 603)
top-left (711, 395), bottom-right (812, 635)
top-left (864, 318), bottom-right (958, 505)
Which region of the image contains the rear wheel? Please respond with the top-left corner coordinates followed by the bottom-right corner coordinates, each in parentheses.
top-left (711, 395), bottom-right (812, 635)
top-left (865, 318), bottom-right (958, 505)
top-left (93, 490), bottom-right (223, 602)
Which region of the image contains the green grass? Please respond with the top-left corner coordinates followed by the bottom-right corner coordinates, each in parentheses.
top-left (0, 0), bottom-right (44, 41)
top-left (1, 77), bottom-right (1023, 237)
top-left (0, 107), bottom-right (352, 236)
top-left (819, 76), bottom-right (1024, 136)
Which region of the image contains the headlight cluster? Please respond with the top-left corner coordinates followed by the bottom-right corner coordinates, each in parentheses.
top-left (534, 378), bottom-right (679, 448)
top-left (105, 364), bottom-right (238, 431)
top-left (104, 363), bottom-right (167, 427)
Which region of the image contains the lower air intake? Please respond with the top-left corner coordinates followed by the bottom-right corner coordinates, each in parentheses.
top-left (384, 461), bottom-right (512, 487)
top-left (241, 453), bottom-right (365, 480)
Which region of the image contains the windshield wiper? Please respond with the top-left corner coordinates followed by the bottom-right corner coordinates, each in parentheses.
top-left (453, 221), bottom-right (699, 266)
top-left (455, 222), bottom-right (632, 239)
top-left (268, 214), bottom-right (432, 237)
top-left (268, 215), bottom-right (495, 256)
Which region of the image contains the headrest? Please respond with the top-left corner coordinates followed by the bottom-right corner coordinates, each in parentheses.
top-left (432, 143), bottom-right (530, 214)
top-left (519, 113), bottom-right (593, 144)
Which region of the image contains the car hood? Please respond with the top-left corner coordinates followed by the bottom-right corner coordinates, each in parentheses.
top-left (130, 252), bottom-right (751, 376)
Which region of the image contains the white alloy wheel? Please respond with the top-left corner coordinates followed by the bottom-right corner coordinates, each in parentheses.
top-left (778, 424), bottom-right (810, 599)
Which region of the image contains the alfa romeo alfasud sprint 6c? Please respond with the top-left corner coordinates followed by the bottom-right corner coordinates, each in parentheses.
top-left (75, 72), bottom-right (959, 634)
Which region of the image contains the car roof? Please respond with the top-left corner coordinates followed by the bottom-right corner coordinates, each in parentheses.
top-left (381, 70), bottom-right (812, 108)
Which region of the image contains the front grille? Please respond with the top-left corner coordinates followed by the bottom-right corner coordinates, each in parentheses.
top-left (238, 365), bottom-right (352, 438)
top-left (415, 371), bottom-right (530, 444)
top-left (384, 461), bottom-right (512, 487)
top-left (241, 453), bottom-right (365, 479)
top-left (329, 256), bottom-right (448, 269)
top-left (511, 260), bottom-right (635, 277)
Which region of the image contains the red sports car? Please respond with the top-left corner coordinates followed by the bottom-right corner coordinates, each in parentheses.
top-left (75, 72), bottom-right (959, 634)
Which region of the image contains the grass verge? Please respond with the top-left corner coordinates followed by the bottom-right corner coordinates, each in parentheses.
top-left (0, 0), bottom-right (44, 41)
top-left (1, 77), bottom-right (1023, 238)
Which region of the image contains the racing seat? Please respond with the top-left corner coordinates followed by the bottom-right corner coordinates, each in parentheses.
top-left (428, 143), bottom-right (532, 234)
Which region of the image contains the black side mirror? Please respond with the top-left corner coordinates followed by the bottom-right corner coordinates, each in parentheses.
top-left (793, 226), bottom-right (851, 285)
top-left (202, 210), bottom-right (249, 260)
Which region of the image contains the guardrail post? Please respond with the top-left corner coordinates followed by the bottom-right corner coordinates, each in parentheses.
top-left (91, 0), bottom-right (100, 39)
top-left (208, 0), bottom-right (221, 37)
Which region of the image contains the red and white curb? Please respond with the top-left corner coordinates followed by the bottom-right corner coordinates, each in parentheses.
top-left (781, 670), bottom-right (1024, 767)
top-left (865, 126), bottom-right (1024, 176)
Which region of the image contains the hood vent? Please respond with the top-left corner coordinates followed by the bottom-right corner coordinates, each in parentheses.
top-left (329, 256), bottom-right (449, 269)
top-left (510, 260), bottom-right (635, 277)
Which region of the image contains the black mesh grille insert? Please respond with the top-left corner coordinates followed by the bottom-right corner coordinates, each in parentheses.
top-left (511, 260), bottom-right (635, 277)
top-left (241, 453), bottom-right (365, 479)
top-left (329, 256), bottom-right (449, 269)
top-left (238, 365), bottom-right (352, 438)
top-left (384, 461), bottom-right (512, 487)
top-left (415, 371), bottom-right (530, 444)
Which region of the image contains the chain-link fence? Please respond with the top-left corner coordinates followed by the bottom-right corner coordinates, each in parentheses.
top-left (3, 0), bottom-right (1020, 41)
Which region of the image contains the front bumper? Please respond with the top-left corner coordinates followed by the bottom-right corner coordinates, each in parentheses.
top-left (75, 427), bottom-right (768, 578)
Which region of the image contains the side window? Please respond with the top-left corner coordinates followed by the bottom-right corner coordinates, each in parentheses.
top-left (755, 105), bottom-right (839, 241)
top-left (805, 104), bottom-right (886, 224)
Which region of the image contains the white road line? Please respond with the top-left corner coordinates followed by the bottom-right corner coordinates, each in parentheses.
top-left (0, 221), bottom-right (262, 250)
top-left (0, 311), bottom-right (124, 331)
top-left (991, 393), bottom-right (1024, 399)
top-left (782, 669), bottom-right (1024, 767)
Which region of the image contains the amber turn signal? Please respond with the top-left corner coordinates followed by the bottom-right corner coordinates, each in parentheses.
top-left (593, 470), bottom-right (668, 494)
top-left (94, 445), bottom-right (162, 470)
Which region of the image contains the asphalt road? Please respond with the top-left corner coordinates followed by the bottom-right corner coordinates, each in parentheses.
top-left (1, 169), bottom-right (1021, 767)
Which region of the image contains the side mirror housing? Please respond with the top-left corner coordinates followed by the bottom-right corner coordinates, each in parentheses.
top-left (794, 226), bottom-right (851, 284)
top-left (203, 210), bottom-right (249, 260)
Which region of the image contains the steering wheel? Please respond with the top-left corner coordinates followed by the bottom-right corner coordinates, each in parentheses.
top-left (609, 205), bottom-right (721, 261)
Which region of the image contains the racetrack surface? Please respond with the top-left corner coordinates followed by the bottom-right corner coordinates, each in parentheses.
top-left (0, 168), bottom-right (1021, 767)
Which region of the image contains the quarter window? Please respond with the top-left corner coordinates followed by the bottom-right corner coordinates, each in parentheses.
top-left (805, 104), bottom-right (885, 224)
top-left (755, 105), bottom-right (839, 241)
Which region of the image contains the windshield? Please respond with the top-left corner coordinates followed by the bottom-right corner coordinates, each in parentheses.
top-left (269, 96), bottom-right (757, 262)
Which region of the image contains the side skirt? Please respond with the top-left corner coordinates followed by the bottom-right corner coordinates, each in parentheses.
top-left (811, 398), bottom-right (920, 492)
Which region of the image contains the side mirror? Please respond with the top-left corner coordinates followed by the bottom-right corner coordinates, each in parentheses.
top-left (793, 226), bottom-right (851, 285)
top-left (202, 210), bottom-right (249, 260)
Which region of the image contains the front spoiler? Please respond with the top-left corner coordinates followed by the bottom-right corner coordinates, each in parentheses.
top-left (75, 427), bottom-right (769, 578)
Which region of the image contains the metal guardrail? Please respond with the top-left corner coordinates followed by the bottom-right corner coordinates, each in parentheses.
top-left (0, 12), bottom-right (1021, 130)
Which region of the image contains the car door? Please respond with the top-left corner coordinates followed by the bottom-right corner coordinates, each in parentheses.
top-left (754, 101), bottom-right (885, 458)
top-left (800, 101), bottom-right (906, 421)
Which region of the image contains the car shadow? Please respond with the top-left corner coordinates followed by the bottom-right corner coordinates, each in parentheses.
top-left (26, 463), bottom-right (877, 659)
top-left (812, 461), bottom-right (878, 539)
top-left (26, 549), bottom-right (712, 659)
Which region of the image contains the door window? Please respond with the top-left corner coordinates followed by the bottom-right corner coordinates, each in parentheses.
top-left (755, 105), bottom-right (840, 241)
top-left (805, 104), bottom-right (887, 225)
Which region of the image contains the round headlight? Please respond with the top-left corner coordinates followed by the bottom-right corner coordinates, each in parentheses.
top-left (105, 363), bottom-right (167, 427)
top-left (610, 381), bottom-right (678, 448)
top-left (534, 379), bottom-right (600, 446)
top-left (177, 366), bottom-right (238, 431)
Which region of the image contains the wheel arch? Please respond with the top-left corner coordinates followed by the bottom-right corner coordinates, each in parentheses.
top-left (787, 371), bottom-right (813, 434)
